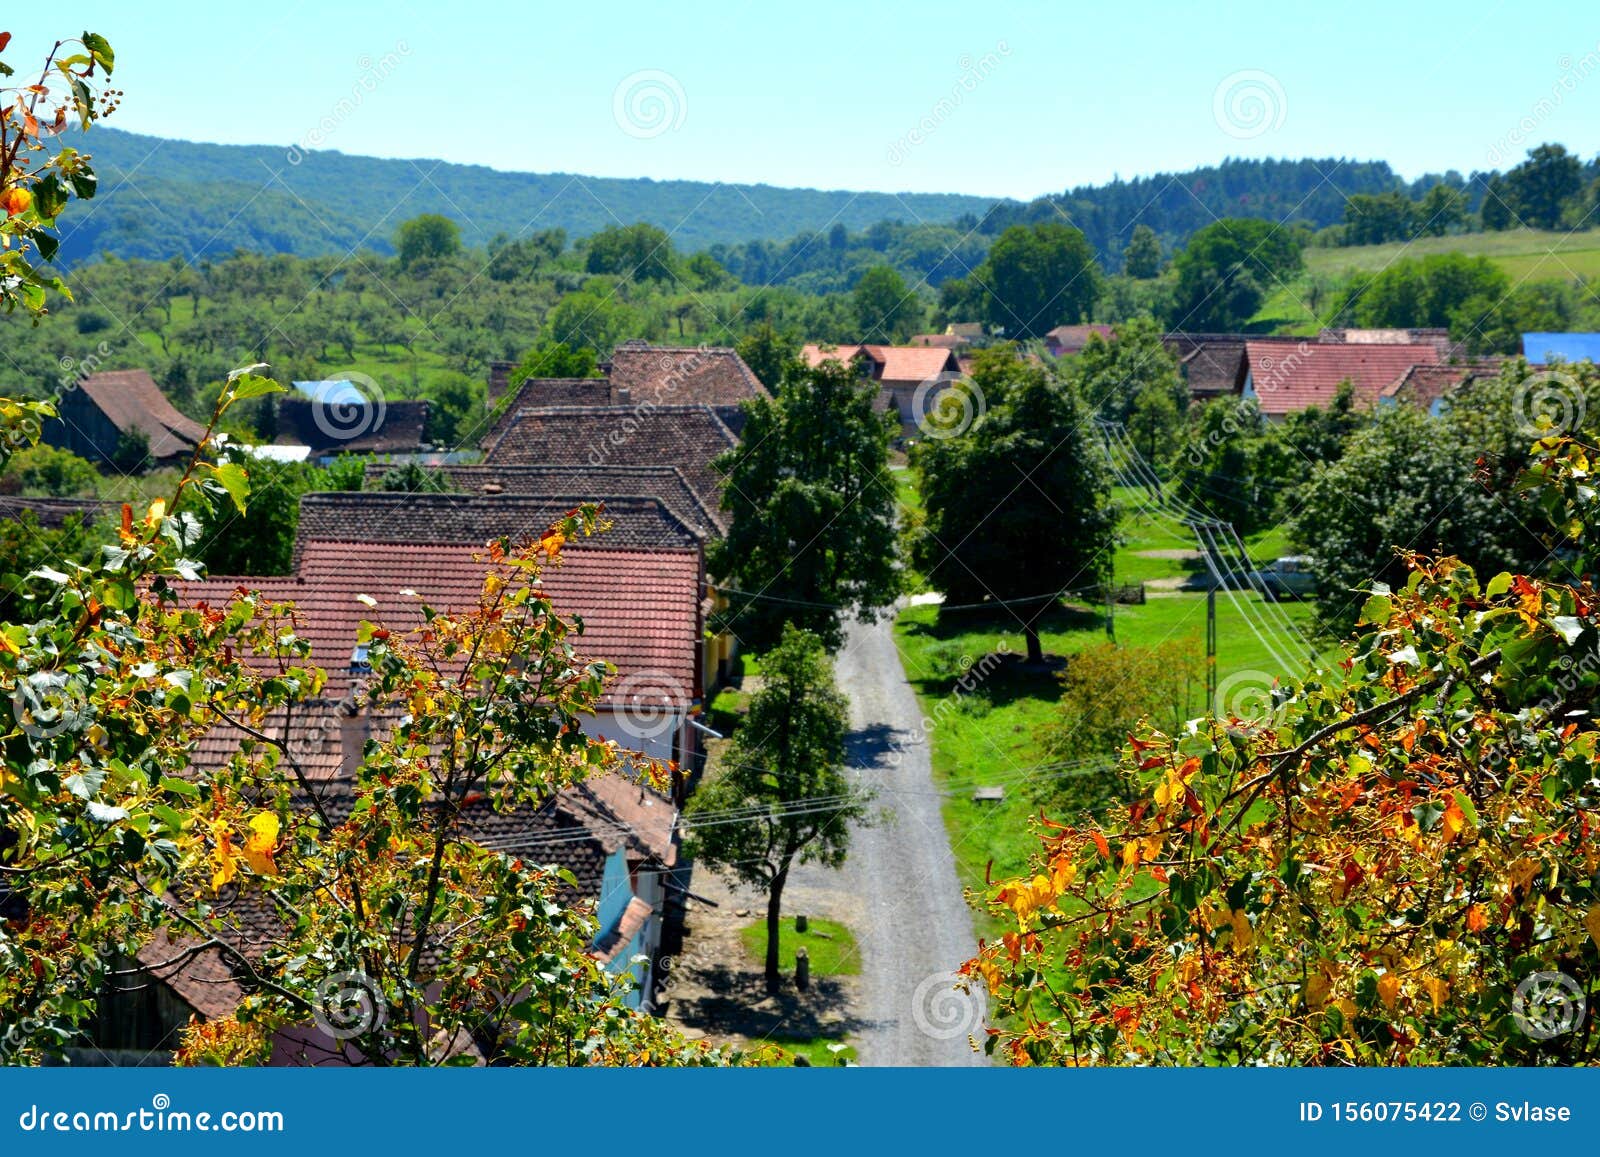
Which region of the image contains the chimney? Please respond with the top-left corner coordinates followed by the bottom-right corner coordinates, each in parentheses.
top-left (486, 360), bottom-right (515, 409)
top-left (337, 691), bottom-right (369, 778)
top-left (614, 386), bottom-right (631, 406)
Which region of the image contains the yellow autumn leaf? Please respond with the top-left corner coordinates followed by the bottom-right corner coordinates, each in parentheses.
top-left (1229, 909), bottom-right (1253, 954)
top-left (243, 813), bottom-right (279, 876)
top-left (145, 498), bottom-right (166, 528)
top-left (210, 828), bottom-right (239, 892)
top-left (1121, 842), bottom-right (1140, 869)
top-left (1422, 975), bottom-right (1449, 1014)
top-left (1377, 971), bottom-right (1401, 1011)
top-left (1585, 904), bottom-right (1600, 948)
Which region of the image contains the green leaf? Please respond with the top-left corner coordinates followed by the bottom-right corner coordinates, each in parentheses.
top-left (1485, 572), bottom-right (1513, 598)
top-left (31, 173), bottom-right (68, 219)
top-left (86, 801), bottom-right (127, 824)
top-left (1358, 594), bottom-right (1392, 626)
top-left (81, 32), bottom-right (114, 73)
top-left (209, 460), bottom-right (251, 513)
top-left (1552, 615), bottom-right (1584, 646)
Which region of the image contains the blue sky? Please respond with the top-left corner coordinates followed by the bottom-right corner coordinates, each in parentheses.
top-left (6, 1), bottom-right (1598, 199)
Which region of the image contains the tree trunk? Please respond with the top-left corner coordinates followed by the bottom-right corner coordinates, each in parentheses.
top-left (1025, 625), bottom-right (1044, 665)
top-left (765, 869), bottom-right (788, 991)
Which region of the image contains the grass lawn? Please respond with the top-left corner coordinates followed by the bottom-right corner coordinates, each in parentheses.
top-left (740, 916), bottom-right (860, 1066)
top-left (1252, 226), bottom-right (1600, 331)
top-left (740, 916), bottom-right (860, 976)
top-left (893, 487), bottom-right (1329, 927)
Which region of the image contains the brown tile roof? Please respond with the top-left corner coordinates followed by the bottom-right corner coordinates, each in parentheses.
top-left (172, 542), bottom-right (703, 708)
top-left (274, 397), bottom-right (431, 456)
top-left (1044, 324), bottom-right (1115, 353)
top-left (483, 405), bottom-right (737, 518)
top-left (0, 496), bottom-right (116, 529)
top-left (74, 369), bottom-right (209, 459)
top-left (481, 378), bottom-right (612, 448)
top-left (1173, 339), bottom-right (1247, 398)
top-left (295, 490), bottom-right (705, 554)
top-left (908, 333), bottom-right (968, 350)
top-left (1244, 341), bottom-right (1442, 417)
top-left (591, 895), bottom-right (655, 965)
top-left (369, 462), bottom-right (725, 536)
top-left (1318, 327), bottom-right (1461, 358)
top-left (1380, 360), bottom-right (1503, 409)
top-left (604, 344), bottom-right (767, 409)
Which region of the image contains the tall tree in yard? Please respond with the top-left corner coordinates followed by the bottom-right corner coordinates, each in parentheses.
top-left (711, 359), bottom-right (901, 651)
top-left (684, 627), bottom-right (867, 990)
top-left (973, 222), bottom-right (1100, 339)
top-left (852, 264), bottom-right (923, 344)
top-left (911, 347), bottom-right (1116, 665)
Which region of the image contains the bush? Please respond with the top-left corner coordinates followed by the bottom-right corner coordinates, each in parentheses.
top-left (1037, 639), bottom-right (1204, 813)
top-left (4, 444), bottom-right (99, 496)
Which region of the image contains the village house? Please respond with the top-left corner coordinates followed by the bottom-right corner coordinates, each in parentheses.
top-left (272, 395), bottom-right (433, 464)
top-left (41, 369), bottom-right (209, 468)
top-left (484, 342), bottom-right (767, 442)
top-left (800, 341), bottom-right (962, 438)
top-left (1237, 339), bottom-right (1445, 420)
top-left (1042, 323), bottom-right (1116, 358)
top-left (481, 403), bottom-right (738, 522)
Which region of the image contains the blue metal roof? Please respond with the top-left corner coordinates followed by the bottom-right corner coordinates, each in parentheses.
top-left (1522, 332), bottom-right (1600, 363)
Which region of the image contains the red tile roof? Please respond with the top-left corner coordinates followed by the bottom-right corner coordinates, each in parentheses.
top-left (1380, 361), bottom-right (1503, 409)
top-left (1044, 324), bottom-right (1115, 352)
top-left (801, 343), bottom-right (959, 385)
top-left (170, 543), bottom-right (702, 707)
top-left (1243, 341), bottom-right (1441, 416)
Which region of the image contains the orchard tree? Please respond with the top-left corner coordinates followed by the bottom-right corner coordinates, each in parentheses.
top-left (911, 346), bottom-right (1116, 665)
top-left (1502, 143), bottom-right (1583, 230)
top-left (1072, 316), bottom-right (1186, 424)
top-left (712, 358), bottom-right (901, 651)
top-left (395, 213), bottom-right (461, 269)
top-left (971, 428), bottom-right (1600, 1066)
top-left (734, 321), bottom-right (797, 391)
top-left (684, 627), bottom-right (867, 989)
top-left (585, 222), bottom-right (679, 283)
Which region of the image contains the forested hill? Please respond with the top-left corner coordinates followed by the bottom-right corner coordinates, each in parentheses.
top-left (55, 128), bottom-right (1009, 264)
top-left (982, 157), bottom-right (1429, 259)
top-left (59, 129), bottom-right (1430, 272)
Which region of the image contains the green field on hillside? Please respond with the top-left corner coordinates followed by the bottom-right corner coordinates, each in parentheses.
top-left (1254, 226), bottom-right (1600, 332)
